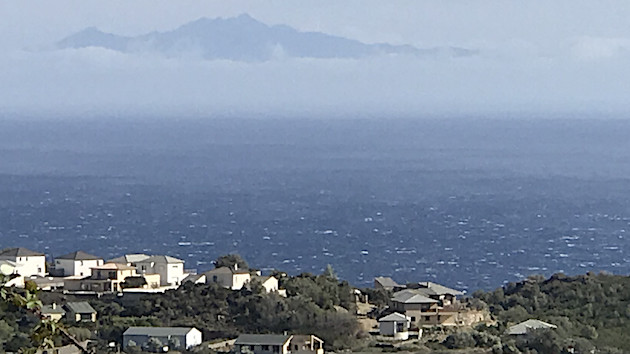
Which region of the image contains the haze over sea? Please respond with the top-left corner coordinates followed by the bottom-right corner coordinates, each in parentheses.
top-left (1, 117), bottom-right (629, 291)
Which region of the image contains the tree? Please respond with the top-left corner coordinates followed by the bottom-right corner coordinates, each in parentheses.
top-left (121, 276), bottom-right (148, 289)
top-left (323, 264), bottom-right (337, 279)
top-left (215, 254), bottom-right (248, 270)
top-left (0, 275), bottom-right (92, 353)
top-left (125, 340), bottom-right (141, 353)
top-left (0, 319), bottom-right (16, 350)
top-left (168, 337), bottom-right (181, 350)
top-left (443, 331), bottom-right (476, 349)
top-left (144, 337), bottom-right (164, 352)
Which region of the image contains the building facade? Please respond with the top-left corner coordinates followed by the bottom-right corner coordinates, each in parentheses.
top-left (65, 263), bottom-right (137, 293)
top-left (54, 251), bottom-right (104, 277)
top-left (123, 327), bottom-right (202, 351)
top-left (0, 248), bottom-right (46, 277)
top-left (135, 255), bottom-right (186, 286)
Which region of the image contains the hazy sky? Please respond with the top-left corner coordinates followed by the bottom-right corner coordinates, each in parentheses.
top-left (2, 1), bottom-right (630, 118)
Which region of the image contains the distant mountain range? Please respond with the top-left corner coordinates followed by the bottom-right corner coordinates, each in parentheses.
top-left (57, 14), bottom-right (477, 61)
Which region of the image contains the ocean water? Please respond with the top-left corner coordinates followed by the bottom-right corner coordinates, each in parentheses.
top-left (1, 117), bottom-right (629, 291)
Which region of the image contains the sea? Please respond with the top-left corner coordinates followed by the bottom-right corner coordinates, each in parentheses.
top-left (1, 116), bottom-right (629, 291)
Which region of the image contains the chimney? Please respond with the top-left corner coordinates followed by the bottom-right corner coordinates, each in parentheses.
top-left (52, 303), bottom-right (56, 309)
top-left (234, 263), bottom-right (238, 271)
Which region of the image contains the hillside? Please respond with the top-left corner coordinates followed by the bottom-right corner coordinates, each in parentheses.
top-left (471, 272), bottom-right (630, 353)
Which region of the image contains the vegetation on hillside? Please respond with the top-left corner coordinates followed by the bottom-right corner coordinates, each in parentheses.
top-left (0, 274), bottom-right (90, 353)
top-left (31, 257), bottom-right (362, 352)
top-left (6, 253), bottom-right (630, 354)
top-left (438, 272), bottom-right (630, 353)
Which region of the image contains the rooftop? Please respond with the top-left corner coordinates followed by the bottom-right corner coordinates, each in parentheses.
top-left (182, 273), bottom-right (205, 283)
top-left (136, 255), bottom-right (184, 264)
top-left (123, 326), bottom-right (198, 336)
top-left (206, 266), bottom-right (249, 275)
top-left (378, 312), bottom-right (410, 322)
top-left (57, 251), bottom-right (101, 261)
top-left (64, 301), bottom-right (96, 314)
top-left (416, 281), bottom-right (464, 296)
top-left (107, 254), bottom-right (150, 264)
top-left (0, 247), bottom-right (44, 257)
top-left (507, 319), bottom-right (557, 335)
top-left (41, 304), bottom-right (66, 315)
top-left (392, 289), bottom-right (439, 304)
top-left (235, 334), bottom-right (292, 346)
top-left (374, 276), bottom-right (400, 288)
top-left (91, 263), bottom-right (136, 271)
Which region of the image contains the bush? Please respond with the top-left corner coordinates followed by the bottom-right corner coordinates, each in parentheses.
top-left (67, 326), bottom-right (93, 341)
top-left (472, 330), bottom-right (501, 347)
top-left (443, 331), bottom-right (475, 349)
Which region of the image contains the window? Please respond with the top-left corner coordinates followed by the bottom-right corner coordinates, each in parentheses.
top-left (262, 345), bottom-right (270, 351)
top-left (424, 316), bottom-right (430, 321)
top-left (396, 322), bottom-right (405, 332)
top-left (410, 316), bottom-right (416, 322)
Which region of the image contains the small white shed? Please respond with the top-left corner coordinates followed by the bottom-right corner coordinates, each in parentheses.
top-left (378, 312), bottom-right (411, 340)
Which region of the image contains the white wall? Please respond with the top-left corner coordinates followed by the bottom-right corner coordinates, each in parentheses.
top-left (5, 255), bottom-right (46, 277)
top-left (262, 277), bottom-right (279, 292)
top-left (136, 261), bottom-right (185, 286)
top-left (56, 259), bottom-right (103, 277)
top-left (167, 263), bottom-right (185, 286)
top-left (186, 329), bottom-right (203, 349)
top-left (379, 321), bottom-right (409, 340)
top-left (232, 273), bottom-right (251, 290)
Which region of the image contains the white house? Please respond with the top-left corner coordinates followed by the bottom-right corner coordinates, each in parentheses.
top-left (54, 251), bottom-right (104, 277)
top-left (123, 327), bottom-right (202, 350)
top-left (135, 255), bottom-right (186, 286)
top-left (378, 312), bottom-right (412, 340)
top-left (0, 248), bottom-right (46, 277)
top-left (205, 265), bottom-right (251, 290)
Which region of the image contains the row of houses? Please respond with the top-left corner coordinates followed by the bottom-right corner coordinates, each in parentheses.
top-left (375, 277), bottom-right (486, 329)
top-left (120, 327), bottom-right (325, 354)
top-left (0, 248), bottom-right (186, 287)
top-left (374, 276), bottom-right (556, 341)
top-left (1, 247), bottom-right (287, 298)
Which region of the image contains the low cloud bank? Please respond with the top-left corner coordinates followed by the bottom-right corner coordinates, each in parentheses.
top-left (1, 39), bottom-right (629, 119)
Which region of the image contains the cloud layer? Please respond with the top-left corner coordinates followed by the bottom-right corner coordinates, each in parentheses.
top-left (1, 2), bottom-right (630, 119)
